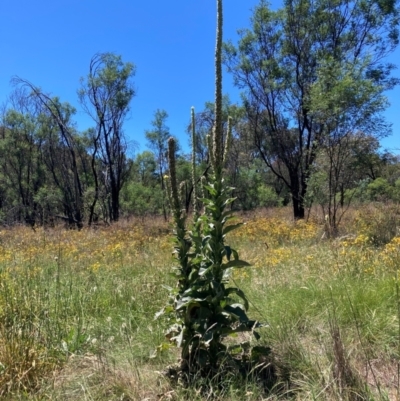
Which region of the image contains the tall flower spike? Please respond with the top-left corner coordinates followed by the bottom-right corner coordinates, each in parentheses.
top-left (223, 116), bottom-right (232, 166)
top-left (212, 0), bottom-right (223, 173)
top-left (167, 137), bottom-right (180, 218)
top-left (179, 181), bottom-right (187, 212)
top-left (191, 107), bottom-right (198, 219)
top-left (200, 175), bottom-right (207, 200)
top-left (207, 134), bottom-right (216, 170)
top-left (165, 177), bottom-right (173, 213)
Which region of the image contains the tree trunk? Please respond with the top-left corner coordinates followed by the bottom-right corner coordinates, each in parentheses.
top-left (111, 187), bottom-right (119, 222)
top-left (292, 194), bottom-right (305, 219)
top-left (290, 171), bottom-right (305, 219)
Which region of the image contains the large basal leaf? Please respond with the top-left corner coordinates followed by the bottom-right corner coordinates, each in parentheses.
top-left (222, 260), bottom-right (251, 269)
top-left (176, 296), bottom-right (202, 311)
top-left (224, 303), bottom-right (250, 323)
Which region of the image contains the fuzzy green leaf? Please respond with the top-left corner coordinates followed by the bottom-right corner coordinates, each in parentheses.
top-left (224, 304), bottom-right (249, 322)
top-left (222, 260), bottom-right (251, 269)
top-left (176, 297), bottom-right (201, 311)
top-left (225, 287), bottom-right (250, 310)
top-left (224, 245), bottom-right (232, 260)
top-left (198, 197), bottom-right (214, 205)
top-left (231, 248), bottom-right (239, 260)
top-left (222, 223), bottom-right (243, 236)
top-left (202, 184), bottom-right (217, 195)
top-left (223, 197), bottom-right (236, 207)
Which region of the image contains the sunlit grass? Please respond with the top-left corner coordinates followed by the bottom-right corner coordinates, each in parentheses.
top-left (0, 206), bottom-right (399, 399)
top-left (228, 208), bottom-right (400, 400)
top-left (0, 220), bottom-right (174, 398)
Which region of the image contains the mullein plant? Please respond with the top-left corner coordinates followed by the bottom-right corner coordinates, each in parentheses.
top-left (158, 0), bottom-right (263, 377)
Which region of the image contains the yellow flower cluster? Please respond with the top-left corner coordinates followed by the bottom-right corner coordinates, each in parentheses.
top-left (230, 217), bottom-right (319, 246)
top-left (341, 233), bottom-right (370, 247)
top-left (0, 212), bottom-right (396, 287)
top-left (253, 247), bottom-right (293, 268)
top-left (380, 236), bottom-right (400, 270)
top-left (0, 222), bottom-right (172, 274)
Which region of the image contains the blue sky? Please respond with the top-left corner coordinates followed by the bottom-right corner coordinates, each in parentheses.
top-left (1, 0), bottom-right (399, 156)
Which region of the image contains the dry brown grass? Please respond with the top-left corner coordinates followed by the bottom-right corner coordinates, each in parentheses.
top-left (50, 353), bottom-right (172, 401)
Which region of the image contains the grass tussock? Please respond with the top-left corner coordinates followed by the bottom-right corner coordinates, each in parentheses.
top-left (0, 205), bottom-right (399, 399)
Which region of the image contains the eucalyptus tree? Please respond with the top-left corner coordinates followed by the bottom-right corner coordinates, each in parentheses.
top-left (133, 150), bottom-right (158, 187)
top-left (224, 0), bottom-right (399, 219)
top-left (0, 109), bottom-right (43, 226)
top-left (145, 109), bottom-right (170, 192)
top-left (145, 109), bottom-right (180, 219)
top-left (120, 150), bottom-right (164, 217)
top-left (13, 78), bottom-right (88, 228)
top-left (79, 52), bottom-right (136, 223)
top-left (307, 132), bottom-right (387, 234)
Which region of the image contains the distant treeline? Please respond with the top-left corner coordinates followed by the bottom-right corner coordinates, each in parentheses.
top-left (1, 0), bottom-right (399, 232)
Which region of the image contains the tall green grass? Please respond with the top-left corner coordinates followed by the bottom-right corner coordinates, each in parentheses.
top-left (0, 208), bottom-right (399, 399)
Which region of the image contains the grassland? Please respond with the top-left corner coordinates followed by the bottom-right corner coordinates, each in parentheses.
top-left (0, 205), bottom-right (399, 400)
